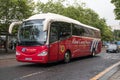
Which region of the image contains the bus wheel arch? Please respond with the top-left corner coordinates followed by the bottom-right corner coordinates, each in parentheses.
top-left (64, 50), bottom-right (71, 63)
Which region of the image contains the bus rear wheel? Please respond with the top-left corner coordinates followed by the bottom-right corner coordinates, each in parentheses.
top-left (91, 50), bottom-right (96, 57)
top-left (64, 51), bottom-right (71, 63)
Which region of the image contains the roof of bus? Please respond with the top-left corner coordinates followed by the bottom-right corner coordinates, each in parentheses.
top-left (26, 13), bottom-right (100, 31)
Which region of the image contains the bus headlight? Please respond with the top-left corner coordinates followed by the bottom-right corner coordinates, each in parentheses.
top-left (38, 51), bottom-right (48, 56)
top-left (16, 51), bottom-right (20, 55)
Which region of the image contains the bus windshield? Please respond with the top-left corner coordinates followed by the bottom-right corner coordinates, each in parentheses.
top-left (18, 19), bottom-right (47, 45)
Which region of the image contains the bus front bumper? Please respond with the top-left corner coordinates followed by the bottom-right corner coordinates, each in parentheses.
top-left (16, 55), bottom-right (49, 64)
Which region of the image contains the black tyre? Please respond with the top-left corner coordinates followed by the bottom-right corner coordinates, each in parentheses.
top-left (91, 50), bottom-right (96, 57)
top-left (106, 50), bottom-right (109, 53)
top-left (115, 50), bottom-right (119, 53)
top-left (64, 51), bottom-right (71, 63)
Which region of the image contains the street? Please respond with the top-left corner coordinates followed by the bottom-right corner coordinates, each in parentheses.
top-left (0, 0), bottom-right (119, 80)
top-left (0, 49), bottom-right (120, 80)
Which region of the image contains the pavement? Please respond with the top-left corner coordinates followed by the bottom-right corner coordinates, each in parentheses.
top-left (90, 61), bottom-right (120, 80)
top-left (0, 50), bottom-right (120, 80)
top-left (109, 68), bottom-right (120, 80)
top-left (0, 50), bottom-right (16, 60)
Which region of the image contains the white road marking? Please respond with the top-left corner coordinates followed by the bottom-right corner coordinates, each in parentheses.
top-left (14, 69), bottom-right (50, 80)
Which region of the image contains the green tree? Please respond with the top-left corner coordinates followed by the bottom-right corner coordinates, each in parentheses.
top-left (0, 0), bottom-right (35, 52)
top-left (36, 0), bottom-right (64, 14)
top-left (114, 30), bottom-right (120, 40)
top-left (0, 0), bottom-right (35, 32)
top-left (36, 0), bottom-right (113, 41)
top-left (111, 0), bottom-right (120, 19)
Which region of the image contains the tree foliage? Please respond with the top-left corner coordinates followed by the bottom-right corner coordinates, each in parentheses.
top-left (0, 0), bottom-right (35, 32)
top-left (0, 0), bottom-right (114, 42)
top-left (0, 0), bottom-right (35, 52)
top-left (111, 0), bottom-right (120, 19)
top-left (36, 0), bottom-right (113, 41)
top-left (114, 30), bottom-right (120, 40)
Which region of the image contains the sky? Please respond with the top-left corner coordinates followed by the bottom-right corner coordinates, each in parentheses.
top-left (80, 0), bottom-right (119, 29)
top-left (34, 0), bottom-right (120, 29)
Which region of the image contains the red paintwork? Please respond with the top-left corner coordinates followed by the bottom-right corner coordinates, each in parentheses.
top-left (16, 36), bottom-right (102, 63)
top-left (16, 45), bottom-right (49, 63)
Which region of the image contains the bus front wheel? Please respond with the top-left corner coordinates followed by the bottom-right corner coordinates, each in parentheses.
top-left (64, 51), bottom-right (71, 63)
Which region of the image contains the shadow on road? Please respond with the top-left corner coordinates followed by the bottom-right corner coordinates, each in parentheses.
top-left (17, 55), bottom-right (101, 68)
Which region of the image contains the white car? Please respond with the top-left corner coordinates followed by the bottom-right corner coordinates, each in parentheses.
top-left (106, 44), bottom-right (119, 53)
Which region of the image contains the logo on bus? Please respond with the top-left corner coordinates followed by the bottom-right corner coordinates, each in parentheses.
top-left (72, 38), bottom-right (90, 45)
top-left (22, 48), bottom-right (26, 52)
top-left (60, 45), bottom-right (65, 53)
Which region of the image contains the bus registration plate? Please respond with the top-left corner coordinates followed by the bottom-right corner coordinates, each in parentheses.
top-left (25, 58), bottom-right (32, 61)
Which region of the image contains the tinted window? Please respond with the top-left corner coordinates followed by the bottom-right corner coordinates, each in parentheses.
top-left (59, 22), bottom-right (71, 39)
top-left (72, 24), bottom-right (85, 36)
top-left (94, 30), bottom-right (101, 38)
top-left (49, 22), bottom-right (59, 43)
top-left (50, 22), bottom-right (71, 42)
top-left (72, 24), bottom-right (100, 38)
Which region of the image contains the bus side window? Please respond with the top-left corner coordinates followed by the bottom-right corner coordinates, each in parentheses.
top-left (79, 26), bottom-right (85, 36)
top-left (83, 27), bottom-right (91, 37)
top-left (72, 24), bottom-right (85, 36)
top-left (49, 22), bottom-right (59, 43)
top-left (88, 29), bottom-right (94, 37)
top-left (59, 22), bottom-right (71, 40)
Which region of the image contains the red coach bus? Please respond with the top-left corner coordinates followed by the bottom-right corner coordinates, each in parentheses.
top-left (9, 13), bottom-right (102, 63)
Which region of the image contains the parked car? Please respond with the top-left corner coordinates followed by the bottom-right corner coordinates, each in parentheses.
top-left (106, 44), bottom-right (119, 53)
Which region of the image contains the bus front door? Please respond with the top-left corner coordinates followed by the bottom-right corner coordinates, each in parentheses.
top-left (49, 23), bottom-right (59, 62)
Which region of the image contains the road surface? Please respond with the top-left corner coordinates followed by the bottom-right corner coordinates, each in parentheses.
top-left (0, 49), bottom-right (120, 80)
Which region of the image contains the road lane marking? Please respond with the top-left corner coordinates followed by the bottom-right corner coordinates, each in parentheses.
top-left (90, 61), bottom-right (120, 80)
top-left (19, 71), bottom-right (45, 79)
top-left (14, 69), bottom-right (50, 80)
